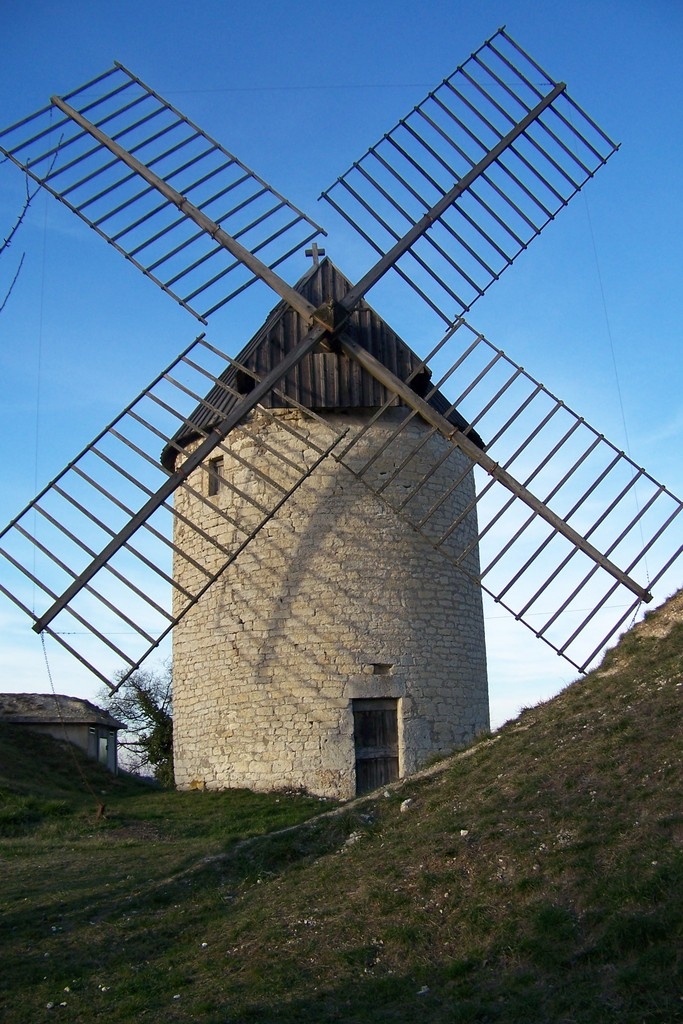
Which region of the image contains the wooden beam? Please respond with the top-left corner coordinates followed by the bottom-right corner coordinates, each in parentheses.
top-left (50, 96), bottom-right (325, 329)
top-left (41, 82), bottom-right (650, 622)
top-left (33, 322), bottom-right (329, 633)
top-left (338, 82), bottom-right (566, 314)
top-left (336, 332), bottom-right (652, 603)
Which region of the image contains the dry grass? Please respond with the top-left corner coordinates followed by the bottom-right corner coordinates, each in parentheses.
top-left (1, 592), bottom-right (681, 1022)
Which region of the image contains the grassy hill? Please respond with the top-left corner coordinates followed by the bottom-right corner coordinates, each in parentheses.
top-left (1, 592), bottom-right (681, 1023)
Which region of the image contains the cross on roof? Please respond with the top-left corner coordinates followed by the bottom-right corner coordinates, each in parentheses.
top-left (305, 242), bottom-right (326, 266)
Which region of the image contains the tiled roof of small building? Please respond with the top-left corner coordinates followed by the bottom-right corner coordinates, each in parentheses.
top-left (163, 256), bottom-right (483, 469)
top-left (0, 693), bottom-right (125, 729)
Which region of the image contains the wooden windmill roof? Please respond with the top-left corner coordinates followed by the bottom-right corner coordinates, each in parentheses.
top-left (164, 257), bottom-right (483, 468)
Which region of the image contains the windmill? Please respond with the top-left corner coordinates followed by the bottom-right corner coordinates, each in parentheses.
top-left (0, 28), bottom-right (680, 796)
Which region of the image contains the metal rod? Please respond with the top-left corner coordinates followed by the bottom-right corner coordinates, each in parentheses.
top-left (409, 102), bottom-right (548, 247)
top-left (501, 28), bottom-right (617, 148)
top-left (30, 509), bottom-right (162, 642)
top-left (8, 527), bottom-right (141, 665)
top-left (337, 173), bottom-right (469, 311)
top-left (401, 94), bottom-right (528, 249)
top-left (120, 154), bottom-right (237, 238)
top-left (460, 61), bottom-right (566, 213)
top-left (32, 318), bottom-right (330, 632)
top-left (44, 627), bottom-right (135, 688)
top-left (46, 93), bottom-right (151, 187)
top-left (52, 481), bottom-right (201, 599)
top-left (382, 125), bottom-right (526, 278)
top-left (460, 364), bottom-right (526, 438)
top-left (433, 86), bottom-right (566, 214)
top-left (470, 403), bottom-right (568, 564)
top-left (50, 94), bottom-right (320, 326)
top-left (180, 211), bottom-right (301, 305)
top-left (356, 155), bottom-right (487, 301)
top-left (539, 481), bottom-right (659, 641)
top-left (576, 593), bottom-right (642, 673)
top-left (576, 511), bottom-right (682, 670)
top-left (471, 51), bottom-right (595, 180)
top-left (96, 137), bottom-right (212, 227)
top-left (1, 66), bottom-right (117, 141)
top-left (479, 419), bottom-right (586, 579)
top-left (512, 451), bottom-right (627, 619)
top-left (61, 111), bottom-right (170, 201)
top-left (47, 98), bottom-right (156, 191)
top-left (484, 42), bottom-right (584, 191)
top-left (151, 188), bottom-right (273, 275)
top-left (9, 77), bottom-right (137, 171)
top-left (0, 333), bottom-right (209, 547)
top-left (201, 226), bottom-right (322, 319)
top-left (113, 60), bottom-right (327, 238)
top-left (337, 332), bottom-right (651, 601)
top-left (105, 134), bottom-right (216, 233)
top-left (338, 83), bottom-right (565, 315)
top-left (494, 434), bottom-right (606, 602)
top-left (76, 449), bottom-right (248, 574)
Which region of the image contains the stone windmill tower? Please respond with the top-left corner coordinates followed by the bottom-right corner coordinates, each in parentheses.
top-left (166, 257), bottom-right (489, 797)
top-left (1, 30), bottom-right (681, 800)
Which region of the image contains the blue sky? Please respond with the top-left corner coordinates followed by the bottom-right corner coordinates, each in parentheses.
top-left (0, 0), bottom-right (681, 728)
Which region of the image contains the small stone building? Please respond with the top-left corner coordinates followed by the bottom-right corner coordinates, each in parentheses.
top-left (0, 693), bottom-right (125, 773)
top-left (167, 258), bottom-right (489, 799)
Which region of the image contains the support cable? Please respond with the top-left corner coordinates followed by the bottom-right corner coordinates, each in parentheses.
top-left (583, 189), bottom-right (648, 584)
top-left (40, 633), bottom-right (104, 814)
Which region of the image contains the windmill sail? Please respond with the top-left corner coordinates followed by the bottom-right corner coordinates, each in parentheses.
top-left (0, 332), bottom-right (346, 687)
top-left (333, 313), bottom-right (682, 671)
top-left (0, 63), bottom-right (326, 321)
top-left (0, 32), bottom-right (679, 693)
top-left (321, 27), bottom-right (618, 323)
top-left (1, 260), bottom-right (679, 685)
top-left (0, 30), bottom-right (616, 329)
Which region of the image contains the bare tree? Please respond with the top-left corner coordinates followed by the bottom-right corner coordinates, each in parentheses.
top-left (101, 663), bottom-right (174, 786)
top-left (1, 169), bottom-right (37, 314)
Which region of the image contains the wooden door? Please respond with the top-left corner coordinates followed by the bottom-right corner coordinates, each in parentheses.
top-left (353, 699), bottom-right (399, 795)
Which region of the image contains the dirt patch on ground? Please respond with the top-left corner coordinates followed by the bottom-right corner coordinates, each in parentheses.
top-left (100, 821), bottom-right (168, 842)
top-left (635, 589), bottom-right (683, 640)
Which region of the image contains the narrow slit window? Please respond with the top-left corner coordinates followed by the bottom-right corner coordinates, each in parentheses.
top-left (372, 663), bottom-right (393, 675)
top-left (208, 456), bottom-right (224, 497)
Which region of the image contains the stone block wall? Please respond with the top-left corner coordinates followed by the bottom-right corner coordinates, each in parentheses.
top-left (172, 408), bottom-right (489, 799)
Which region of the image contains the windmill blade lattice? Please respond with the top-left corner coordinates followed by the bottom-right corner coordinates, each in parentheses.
top-left (321, 26), bottom-right (618, 323)
top-left (0, 30), bottom-right (679, 694)
top-left (0, 29), bottom-right (616, 331)
top-left (334, 317), bottom-right (682, 671)
top-left (1, 302), bottom-right (679, 686)
top-left (0, 63), bottom-right (326, 321)
top-left (0, 336), bottom-right (346, 688)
